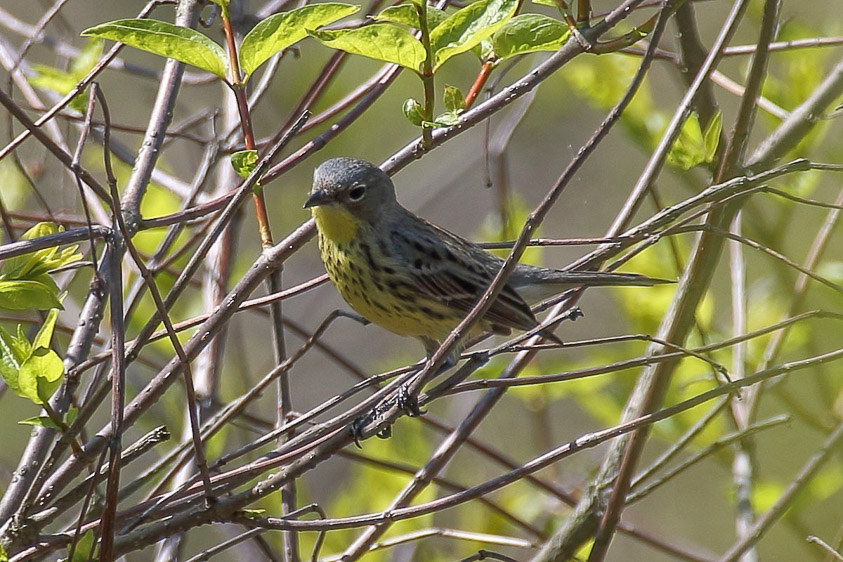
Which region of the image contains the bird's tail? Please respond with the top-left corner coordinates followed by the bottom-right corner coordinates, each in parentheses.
top-left (512, 268), bottom-right (673, 303)
top-left (548, 270), bottom-right (672, 287)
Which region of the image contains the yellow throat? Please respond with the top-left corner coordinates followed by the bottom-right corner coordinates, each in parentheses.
top-left (311, 204), bottom-right (359, 245)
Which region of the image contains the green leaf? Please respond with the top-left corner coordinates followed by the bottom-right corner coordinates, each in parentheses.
top-left (443, 84), bottom-right (466, 112)
top-left (71, 38), bottom-right (105, 77)
top-left (531, 0), bottom-right (556, 5)
top-left (19, 416), bottom-right (62, 430)
top-left (82, 19), bottom-right (228, 79)
top-left (309, 24), bottom-right (426, 72)
top-left (666, 112), bottom-right (707, 170)
top-left (0, 543), bottom-right (7, 562)
top-left (430, 0), bottom-right (518, 68)
top-left (230, 149), bottom-right (259, 180)
top-left (0, 280), bottom-right (63, 311)
top-left (24, 222), bottom-right (59, 240)
top-left (69, 529), bottom-right (96, 562)
top-left (28, 65), bottom-right (78, 96)
top-left (403, 98), bottom-right (425, 126)
top-left (239, 3), bottom-right (359, 77)
top-left (491, 13), bottom-right (570, 60)
top-left (1, 222), bottom-right (82, 280)
top-left (0, 325), bottom-right (29, 395)
top-left (432, 111), bottom-right (461, 126)
top-left (375, 4), bottom-right (448, 29)
top-left (19, 347), bottom-right (64, 405)
top-left (32, 309), bottom-right (59, 350)
top-left (703, 111), bottom-right (723, 162)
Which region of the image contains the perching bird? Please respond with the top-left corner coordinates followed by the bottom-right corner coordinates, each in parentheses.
top-left (304, 157), bottom-right (667, 358)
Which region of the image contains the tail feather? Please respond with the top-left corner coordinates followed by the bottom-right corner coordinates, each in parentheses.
top-left (511, 267), bottom-right (673, 304)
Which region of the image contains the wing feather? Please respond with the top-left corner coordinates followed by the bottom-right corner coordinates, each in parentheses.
top-left (391, 214), bottom-right (540, 334)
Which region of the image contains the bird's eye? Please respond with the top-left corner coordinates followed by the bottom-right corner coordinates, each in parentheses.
top-left (348, 185), bottom-right (366, 201)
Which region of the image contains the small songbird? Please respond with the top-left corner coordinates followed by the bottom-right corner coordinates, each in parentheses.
top-left (304, 157), bottom-right (667, 358)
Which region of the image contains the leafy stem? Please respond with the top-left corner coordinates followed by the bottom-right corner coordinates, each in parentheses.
top-left (417, 0), bottom-right (436, 148)
top-left (220, 10), bottom-right (274, 248)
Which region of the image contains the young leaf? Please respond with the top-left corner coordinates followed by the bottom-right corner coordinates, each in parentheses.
top-left (403, 98), bottom-right (425, 126)
top-left (82, 19), bottom-right (228, 79)
top-left (443, 84), bottom-right (466, 112)
top-left (19, 347), bottom-right (64, 405)
top-left (309, 24), bottom-right (426, 72)
top-left (239, 3), bottom-right (359, 77)
top-left (430, 0), bottom-right (518, 69)
top-left (28, 40), bottom-right (104, 113)
top-left (432, 111), bottom-right (461, 126)
top-left (70, 38), bottom-right (105, 77)
top-left (0, 280), bottom-right (63, 311)
top-left (231, 149), bottom-right (259, 180)
top-left (0, 325), bottom-right (29, 395)
top-left (491, 13), bottom-right (570, 60)
top-left (69, 530), bottom-right (95, 562)
top-left (28, 65), bottom-right (79, 99)
top-left (375, 4), bottom-right (448, 29)
top-left (1, 223), bottom-right (82, 281)
top-left (32, 309), bottom-right (59, 350)
top-left (666, 112), bottom-right (720, 170)
top-left (22, 222), bottom-right (60, 240)
top-left (703, 111), bottom-right (723, 162)
top-left (19, 416), bottom-right (62, 430)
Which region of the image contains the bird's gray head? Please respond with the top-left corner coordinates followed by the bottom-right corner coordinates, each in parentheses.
top-left (303, 158), bottom-right (397, 223)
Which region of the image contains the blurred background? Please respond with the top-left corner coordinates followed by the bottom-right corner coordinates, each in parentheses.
top-left (1, 0), bottom-right (842, 559)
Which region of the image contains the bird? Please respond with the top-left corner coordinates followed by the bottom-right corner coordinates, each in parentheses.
top-left (304, 157), bottom-right (668, 360)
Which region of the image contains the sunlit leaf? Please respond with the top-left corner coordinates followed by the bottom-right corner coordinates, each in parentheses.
top-left (19, 347), bottom-right (64, 405)
top-left (666, 112), bottom-right (711, 170)
top-left (230, 149), bottom-right (259, 180)
top-left (491, 13), bottom-right (569, 60)
top-left (239, 3), bottom-right (359, 77)
top-left (703, 110), bottom-right (722, 162)
top-left (443, 83), bottom-right (466, 112)
top-left (309, 24), bottom-right (426, 72)
top-left (374, 4), bottom-right (448, 29)
top-left (430, 0), bottom-right (517, 68)
top-left (32, 309), bottom-right (59, 350)
top-left (19, 416), bottom-right (62, 429)
top-left (403, 98), bottom-right (425, 126)
top-left (69, 529), bottom-right (96, 562)
top-left (0, 280), bottom-right (63, 311)
top-left (71, 38), bottom-right (105, 76)
top-left (1, 222), bottom-right (82, 280)
top-left (82, 19), bottom-right (228, 79)
top-left (0, 325), bottom-right (29, 395)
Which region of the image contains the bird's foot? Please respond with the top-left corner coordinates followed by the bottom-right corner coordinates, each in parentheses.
top-left (397, 382), bottom-right (426, 417)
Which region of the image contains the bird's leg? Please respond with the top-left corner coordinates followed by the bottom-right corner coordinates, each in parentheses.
top-left (350, 347), bottom-right (459, 445)
top-left (397, 344), bottom-right (459, 417)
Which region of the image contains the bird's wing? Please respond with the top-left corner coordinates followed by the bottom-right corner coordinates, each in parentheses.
top-left (390, 216), bottom-right (540, 334)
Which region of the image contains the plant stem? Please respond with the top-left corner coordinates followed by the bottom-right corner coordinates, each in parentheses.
top-left (417, 0), bottom-right (435, 148)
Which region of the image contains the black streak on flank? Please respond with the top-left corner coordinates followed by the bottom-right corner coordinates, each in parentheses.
top-left (359, 243), bottom-right (380, 272)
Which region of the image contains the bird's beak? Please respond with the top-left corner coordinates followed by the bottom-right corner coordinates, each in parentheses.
top-left (303, 189), bottom-right (331, 209)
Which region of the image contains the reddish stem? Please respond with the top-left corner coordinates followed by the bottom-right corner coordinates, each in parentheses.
top-left (464, 61), bottom-right (495, 108)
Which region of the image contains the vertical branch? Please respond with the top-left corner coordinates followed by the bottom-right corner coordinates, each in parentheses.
top-left (98, 232), bottom-right (125, 562)
top-left (586, 2), bottom-right (779, 561)
top-left (0, 0), bottom-right (203, 528)
top-left (219, 6), bottom-right (296, 560)
top-left (729, 210), bottom-right (757, 562)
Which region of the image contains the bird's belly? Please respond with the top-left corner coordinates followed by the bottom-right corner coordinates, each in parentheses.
top-left (319, 235), bottom-right (459, 340)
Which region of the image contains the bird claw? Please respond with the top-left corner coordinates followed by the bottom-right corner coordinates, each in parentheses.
top-left (397, 383), bottom-right (426, 417)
